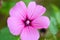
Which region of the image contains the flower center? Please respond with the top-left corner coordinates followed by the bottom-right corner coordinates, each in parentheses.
top-left (24, 19), bottom-right (31, 26)
top-left (26, 20), bottom-right (30, 25)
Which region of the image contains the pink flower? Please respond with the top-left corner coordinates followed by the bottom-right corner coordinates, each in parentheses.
top-left (7, 1), bottom-right (50, 40)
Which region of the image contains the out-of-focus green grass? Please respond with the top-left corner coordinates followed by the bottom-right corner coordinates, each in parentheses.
top-left (0, 0), bottom-right (60, 40)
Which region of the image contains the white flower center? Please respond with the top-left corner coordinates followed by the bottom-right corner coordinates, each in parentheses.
top-left (26, 20), bottom-right (30, 25)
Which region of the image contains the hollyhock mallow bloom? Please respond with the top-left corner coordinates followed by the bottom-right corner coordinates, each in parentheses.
top-left (7, 1), bottom-right (50, 40)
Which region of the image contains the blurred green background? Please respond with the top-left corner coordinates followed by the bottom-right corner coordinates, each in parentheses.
top-left (0, 0), bottom-right (60, 40)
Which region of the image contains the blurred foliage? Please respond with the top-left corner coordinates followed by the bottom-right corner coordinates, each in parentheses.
top-left (0, 1), bottom-right (16, 15)
top-left (0, 0), bottom-right (16, 29)
top-left (0, 27), bottom-right (19, 40)
top-left (23, 0), bottom-right (31, 6)
top-left (0, 0), bottom-right (60, 40)
top-left (49, 17), bottom-right (58, 35)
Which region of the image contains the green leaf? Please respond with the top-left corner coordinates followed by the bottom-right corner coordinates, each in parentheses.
top-left (49, 17), bottom-right (58, 35)
top-left (55, 12), bottom-right (60, 24)
top-left (50, 4), bottom-right (60, 24)
top-left (0, 27), bottom-right (19, 40)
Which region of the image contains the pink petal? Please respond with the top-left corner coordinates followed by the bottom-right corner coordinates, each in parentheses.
top-left (27, 2), bottom-right (36, 19)
top-left (7, 17), bottom-right (24, 35)
top-left (32, 16), bottom-right (50, 29)
top-left (10, 1), bottom-right (27, 20)
top-left (28, 4), bottom-right (46, 20)
top-left (21, 27), bottom-right (40, 40)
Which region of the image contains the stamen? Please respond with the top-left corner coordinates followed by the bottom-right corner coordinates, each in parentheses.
top-left (26, 20), bottom-right (30, 25)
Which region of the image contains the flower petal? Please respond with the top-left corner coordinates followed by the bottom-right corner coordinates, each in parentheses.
top-left (10, 1), bottom-right (27, 20)
top-left (28, 4), bottom-right (46, 20)
top-left (21, 27), bottom-right (40, 40)
top-left (32, 16), bottom-right (50, 29)
top-left (7, 17), bottom-right (24, 35)
top-left (27, 2), bottom-right (36, 19)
